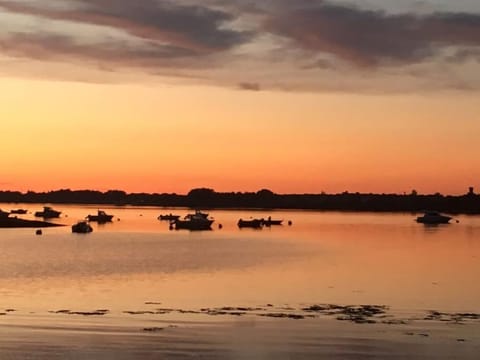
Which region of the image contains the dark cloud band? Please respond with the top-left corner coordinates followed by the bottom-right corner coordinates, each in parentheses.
top-left (0, 0), bottom-right (480, 91)
top-left (264, 2), bottom-right (480, 66)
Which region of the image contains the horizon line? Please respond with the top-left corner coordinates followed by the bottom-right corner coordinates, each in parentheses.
top-left (0, 187), bottom-right (477, 197)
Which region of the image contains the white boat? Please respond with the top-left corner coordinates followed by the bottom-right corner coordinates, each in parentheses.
top-left (416, 211), bottom-right (452, 224)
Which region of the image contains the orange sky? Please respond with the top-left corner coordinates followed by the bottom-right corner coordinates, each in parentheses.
top-left (1, 77), bottom-right (479, 195)
top-left (1, 1), bottom-right (480, 195)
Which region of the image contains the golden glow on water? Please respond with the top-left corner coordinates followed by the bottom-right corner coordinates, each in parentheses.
top-left (0, 205), bottom-right (479, 314)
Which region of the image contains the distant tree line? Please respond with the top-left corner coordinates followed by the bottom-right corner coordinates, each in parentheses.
top-left (0, 187), bottom-right (479, 214)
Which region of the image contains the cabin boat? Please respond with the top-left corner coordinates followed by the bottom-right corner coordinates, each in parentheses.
top-left (416, 211), bottom-right (452, 224)
top-left (72, 221), bottom-right (93, 233)
top-left (238, 218), bottom-right (263, 229)
top-left (86, 210), bottom-right (114, 223)
top-left (191, 210), bottom-right (209, 219)
top-left (173, 211), bottom-right (214, 231)
top-left (34, 206), bottom-right (61, 219)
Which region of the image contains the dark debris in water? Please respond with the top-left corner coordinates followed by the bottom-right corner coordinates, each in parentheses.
top-left (50, 310), bottom-right (71, 314)
top-left (404, 332), bottom-right (431, 338)
top-left (154, 308), bottom-right (175, 313)
top-left (302, 304), bottom-right (388, 324)
top-left (424, 310), bottom-right (480, 324)
top-left (131, 303), bottom-right (455, 326)
top-left (202, 307), bottom-right (263, 312)
top-left (381, 319), bottom-right (409, 325)
top-left (49, 309), bottom-right (109, 316)
top-left (258, 313), bottom-right (307, 320)
top-left (198, 307), bottom-right (266, 317)
top-left (200, 308), bottom-right (245, 316)
top-left (40, 303), bottom-right (479, 327)
top-left (124, 309), bottom-right (175, 315)
top-left (124, 311), bottom-right (156, 315)
top-left (143, 325), bottom-right (178, 333)
top-left (177, 309), bottom-right (202, 314)
top-left (143, 327), bottom-right (164, 332)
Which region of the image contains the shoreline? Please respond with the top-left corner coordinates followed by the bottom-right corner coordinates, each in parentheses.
top-left (1, 188), bottom-right (480, 215)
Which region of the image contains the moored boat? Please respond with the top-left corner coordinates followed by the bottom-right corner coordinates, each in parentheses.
top-left (10, 209), bottom-right (28, 215)
top-left (86, 210), bottom-right (114, 223)
top-left (158, 213), bottom-right (181, 221)
top-left (72, 221), bottom-right (93, 233)
top-left (173, 211), bottom-right (214, 231)
top-left (262, 217), bottom-right (283, 226)
top-left (416, 211), bottom-right (452, 224)
top-left (34, 206), bottom-right (61, 219)
top-left (238, 218), bottom-right (263, 229)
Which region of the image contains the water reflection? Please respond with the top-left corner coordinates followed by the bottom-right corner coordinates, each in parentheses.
top-left (421, 223), bottom-right (450, 234)
top-left (0, 204), bottom-right (479, 313)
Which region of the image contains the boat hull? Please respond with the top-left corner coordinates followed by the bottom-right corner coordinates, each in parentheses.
top-left (10, 209), bottom-right (27, 215)
top-left (174, 219), bottom-right (214, 231)
top-left (158, 215), bottom-right (180, 221)
top-left (34, 211), bottom-right (61, 219)
top-left (416, 216), bottom-right (451, 224)
top-left (87, 215), bottom-right (114, 223)
top-left (262, 219), bottom-right (283, 226)
top-left (238, 219), bottom-right (263, 229)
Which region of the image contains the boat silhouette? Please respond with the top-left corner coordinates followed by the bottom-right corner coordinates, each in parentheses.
top-left (416, 211), bottom-right (452, 224)
top-left (172, 210), bottom-right (214, 231)
top-left (34, 206), bottom-right (61, 219)
top-left (86, 210), bottom-right (114, 223)
top-left (158, 213), bottom-right (181, 221)
top-left (238, 218), bottom-right (263, 229)
top-left (72, 221), bottom-right (93, 233)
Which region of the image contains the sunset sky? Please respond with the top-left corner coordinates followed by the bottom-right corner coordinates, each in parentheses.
top-left (1, 0), bottom-right (480, 194)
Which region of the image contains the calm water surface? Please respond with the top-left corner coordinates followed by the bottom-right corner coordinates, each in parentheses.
top-left (0, 204), bottom-right (479, 314)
